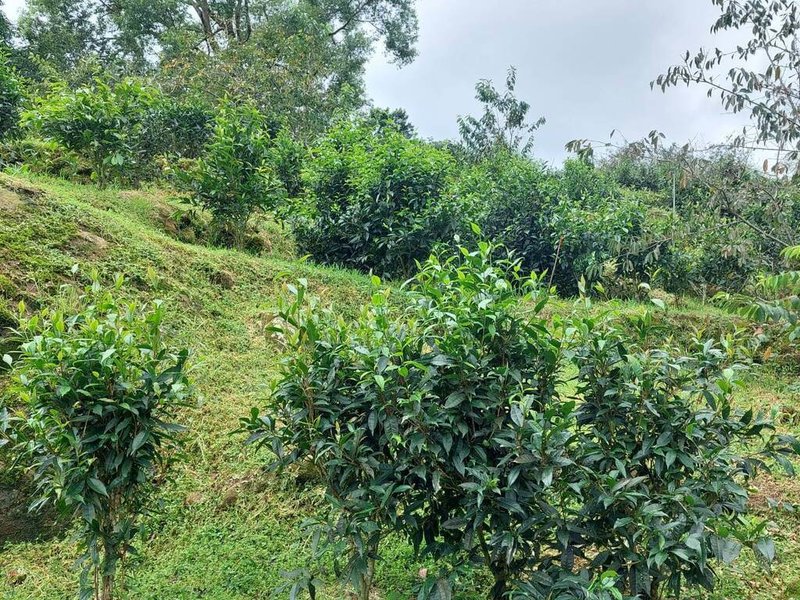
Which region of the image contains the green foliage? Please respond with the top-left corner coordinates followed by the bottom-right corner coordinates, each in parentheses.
top-left (268, 127), bottom-right (306, 200)
top-left (718, 244), bottom-right (800, 341)
top-left (295, 120), bottom-right (461, 278)
top-left (570, 316), bottom-right (799, 599)
top-left (242, 242), bottom-right (578, 599)
top-left (19, 0), bottom-right (419, 72)
top-left (456, 155), bottom-right (647, 295)
top-left (1, 274), bottom-right (193, 600)
top-left (21, 76), bottom-right (212, 185)
top-left (579, 140), bottom-right (799, 295)
top-left (457, 67), bottom-right (545, 162)
top-left (175, 102), bottom-right (286, 248)
top-left (548, 161), bottom-right (647, 292)
top-left (399, 245), bottom-right (573, 600)
top-left (138, 98), bottom-right (212, 163)
top-left (159, 7), bottom-right (366, 142)
top-left (449, 151), bottom-right (555, 271)
top-left (363, 106), bottom-right (416, 138)
top-left (1, 170), bottom-right (800, 599)
top-left (0, 50), bottom-right (23, 139)
top-left (0, 135), bottom-right (86, 177)
top-left (17, 1), bottom-right (418, 142)
top-left (23, 78), bottom-right (160, 185)
top-left (243, 238), bottom-right (800, 599)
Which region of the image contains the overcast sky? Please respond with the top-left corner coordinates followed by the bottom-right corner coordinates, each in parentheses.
top-left (3, 0), bottom-right (750, 165)
top-left (364, 0), bottom-right (751, 164)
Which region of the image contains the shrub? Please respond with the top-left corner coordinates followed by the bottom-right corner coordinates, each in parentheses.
top-left (0, 49), bottom-right (23, 139)
top-left (1, 275), bottom-right (193, 600)
top-left (559, 159), bottom-right (618, 204)
top-left (546, 187), bottom-right (646, 293)
top-left (0, 136), bottom-right (87, 178)
top-left (294, 120), bottom-right (461, 278)
top-left (23, 78), bottom-right (161, 185)
top-left (243, 240), bottom-right (799, 599)
top-left (242, 242), bottom-right (584, 599)
top-left (175, 102), bottom-right (285, 248)
top-left (267, 127), bottom-right (305, 200)
top-left (718, 244), bottom-right (800, 344)
top-left (456, 155), bottom-right (646, 295)
top-left (570, 315), bottom-right (799, 600)
top-left (139, 98), bottom-right (213, 164)
top-left (399, 244), bottom-right (576, 599)
top-left (452, 151), bottom-right (556, 271)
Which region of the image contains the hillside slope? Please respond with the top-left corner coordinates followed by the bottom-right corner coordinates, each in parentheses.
top-left (0, 172), bottom-right (798, 600)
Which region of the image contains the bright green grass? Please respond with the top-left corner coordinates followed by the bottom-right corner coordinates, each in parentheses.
top-left (0, 172), bottom-right (798, 599)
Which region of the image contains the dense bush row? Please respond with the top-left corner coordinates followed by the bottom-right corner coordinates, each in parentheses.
top-left (2, 74), bottom-right (799, 296)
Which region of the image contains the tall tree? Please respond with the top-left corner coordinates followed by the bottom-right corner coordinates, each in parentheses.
top-left (0, 0), bottom-right (13, 48)
top-left (17, 0), bottom-right (418, 70)
top-left (16, 0), bottom-right (418, 136)
top-left (652, 0), bottom-right (800, 252)
top-left (158, 4), bottom-right (370, 139)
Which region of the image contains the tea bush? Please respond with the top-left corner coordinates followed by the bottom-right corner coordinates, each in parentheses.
top-left (23, 78), bottom-right (161, 185)
top-left (0, 49), bottom-right (23, 139)
top-left (21, 78), bottom-right (213, 185)
top-left (294, 121), bottom-right (462, 278)
top-left (175, 102), bottom-right (285, 248)
top-left (0, 275), bottom-right (193, 600)
top-left (451, 151), bottom-right (556, 271)
top-left (140, 99), bottom-right (212, 161)
top-left (0, 136), bottom-right (87, 178)
top-left (456, 155), bottom-right (648, 294)
top-left (243, 242), bottom-right (581, 598)
top-left (243, 240), bottom-right (799, 600)
top-left (547, 186), bottom-right (646, 293)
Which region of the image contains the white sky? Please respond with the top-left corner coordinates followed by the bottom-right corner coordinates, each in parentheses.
top-left (3, 0), bottom-right (752, 165)
top-left (364, 0), bottom-right (751, 164)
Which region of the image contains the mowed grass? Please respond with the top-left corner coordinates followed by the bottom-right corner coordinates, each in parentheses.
top-left (0, 171), bottom-right (798, 599)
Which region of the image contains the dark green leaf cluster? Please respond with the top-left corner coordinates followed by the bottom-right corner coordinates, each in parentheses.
top-left (294, 119), bottom-right (464, 278)
top-left (0, 275), bottom-right (193, 599)
top-left (453, 155), bottom-right (647, 295)
top-left (243, 241), bottom-right (576, 598)
top-left (175, 102), bottom-right (296, 248)
top-left (569, 318), bottom-right (799, 599)
top-left (243, 241), bottom-right (798, 599)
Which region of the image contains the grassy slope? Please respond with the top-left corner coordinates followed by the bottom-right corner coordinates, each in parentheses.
top-left (0, 172), bottom-right (797, 599)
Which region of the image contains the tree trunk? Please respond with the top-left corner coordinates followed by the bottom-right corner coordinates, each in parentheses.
top-left (100, 572), bottom-right (114, 600)
top-left (357, 541), bottom-right (377, 600)
top-left (489, 564), bottom-right (509, 600)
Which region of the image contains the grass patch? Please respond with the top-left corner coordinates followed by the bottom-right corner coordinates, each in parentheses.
top-left (0, 172), bottom-right (798, 599)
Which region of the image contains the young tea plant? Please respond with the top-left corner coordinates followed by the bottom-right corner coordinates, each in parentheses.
top-left (569, 315), bottom-right (800, 600)
top-left (242, 240), bottom-right (583, 599)
top-left (175, 102), bottom-right (284, 248)
top-left (1, 274), bottom-right (193, 600)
